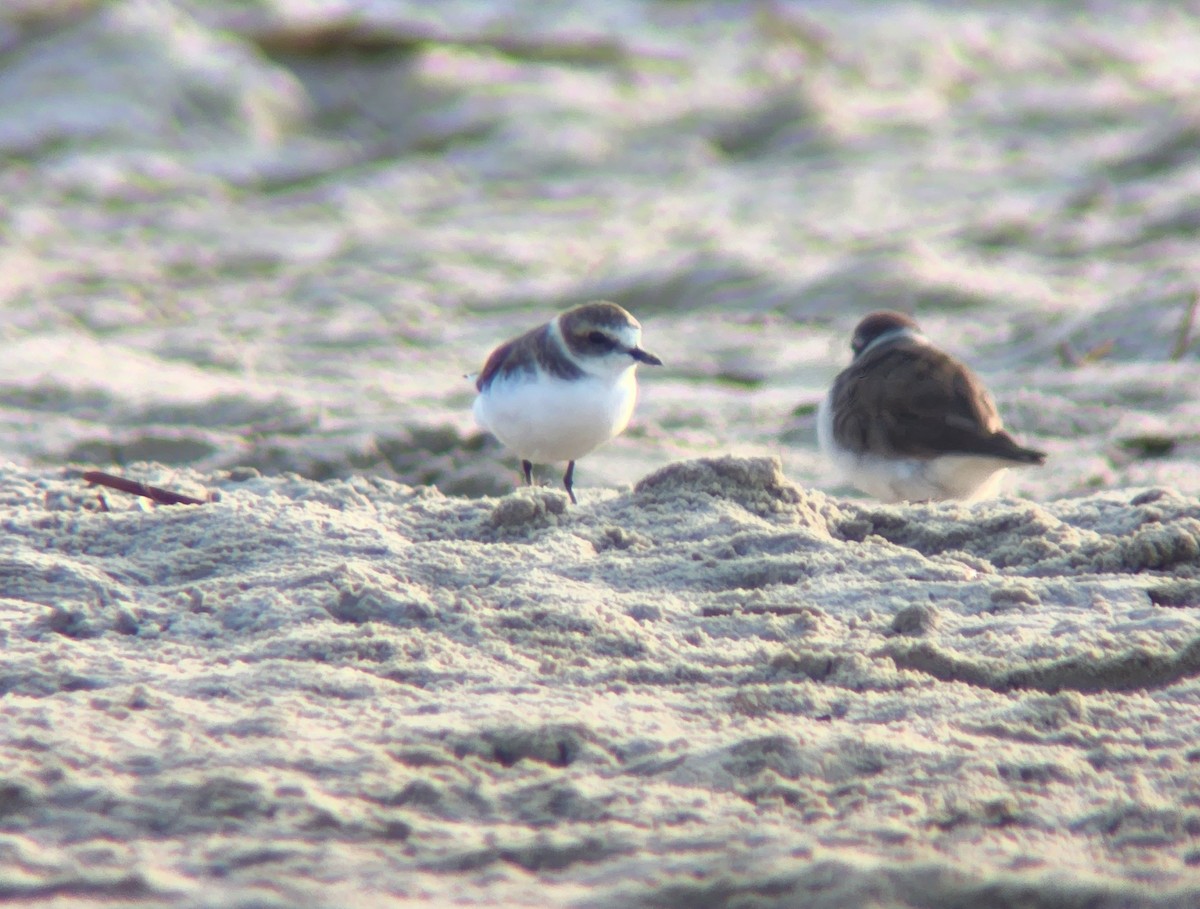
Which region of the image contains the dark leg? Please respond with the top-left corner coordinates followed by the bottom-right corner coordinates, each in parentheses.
top-left (521, 460), bottom-right (534, 487)
top-left (562, 461), bottom-right (577, 505)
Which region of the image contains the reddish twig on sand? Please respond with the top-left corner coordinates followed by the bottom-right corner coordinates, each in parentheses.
top-left (82, 471), bottom-right (210, 506)
top-left (1056, 338), bottom-right (1115, 368)
top-left (1171, 293), bottom-right (1199, 361)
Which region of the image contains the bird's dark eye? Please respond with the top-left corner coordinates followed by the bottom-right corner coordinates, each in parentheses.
top-left (587, 331), bottom-right (613, 348)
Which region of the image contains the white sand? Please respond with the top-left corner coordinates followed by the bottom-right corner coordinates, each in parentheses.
top-left (2, 458), bottom-right (1199, 906)
top-left (4, 1), bottom-right (1200, 905)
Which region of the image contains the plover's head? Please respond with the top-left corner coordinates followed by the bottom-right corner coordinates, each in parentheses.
top-left (850, 310), bottom-right (922, 360)
top-left (559, 301), bottom-right (663, 374)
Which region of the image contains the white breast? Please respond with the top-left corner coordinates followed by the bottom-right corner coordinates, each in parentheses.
top-left (474, 368), bottom-right (638, 464)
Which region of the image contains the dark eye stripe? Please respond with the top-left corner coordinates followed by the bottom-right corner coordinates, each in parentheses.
top-left (587, 331), bottom-right (615, 348)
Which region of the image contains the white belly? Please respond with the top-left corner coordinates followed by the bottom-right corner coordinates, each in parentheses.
top-left (474, 369), bottom-right (637, 464)
top-left (832, 451), bottom-right (1010, 503)
top-left (818, 391), bottom-right (1009, 503)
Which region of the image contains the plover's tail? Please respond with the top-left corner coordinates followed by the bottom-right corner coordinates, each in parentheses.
top-left (993, 434), bottom-right (1047, 465)
top-left (1012, 446), bottom-right (1047, 465)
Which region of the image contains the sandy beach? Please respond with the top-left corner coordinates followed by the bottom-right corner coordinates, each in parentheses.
top-left (3, 459), bottom-right (1200, 906)
top-left (3, 1), bottom-right (1200, 906)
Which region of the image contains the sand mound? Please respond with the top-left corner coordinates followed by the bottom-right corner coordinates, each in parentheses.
top-left (1, 458), bottom-right (1199, 906)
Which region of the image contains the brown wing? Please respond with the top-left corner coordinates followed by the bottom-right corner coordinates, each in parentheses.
top-left (476, 338), bottom-right (516, 392)
top-left (475, 326), bottom-right (542, 392)
top-left (474, 322), bottom-right (585, 392)
top-left (831, 341), bottom-right (1044, 463)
